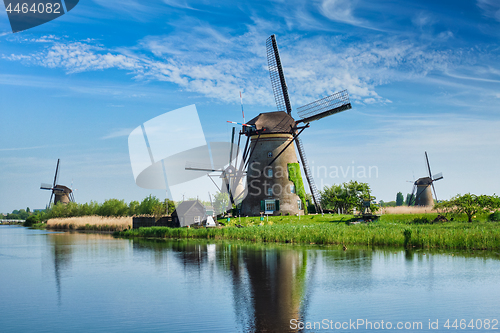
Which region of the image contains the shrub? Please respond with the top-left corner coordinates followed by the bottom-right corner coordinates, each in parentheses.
top-left (412, 217), bottom-right (431, 224)
top-left (489, 211), bottom-right (500, 222)
top-left (24, 215), bottom-right (40, 227)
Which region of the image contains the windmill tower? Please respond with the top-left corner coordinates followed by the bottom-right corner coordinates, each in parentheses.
top-left (238, 35), bottom-right (352, 216)
top-left (40, 159), bottom-right (75, 206)
top-left (408, 152), bottom-right (443, 206)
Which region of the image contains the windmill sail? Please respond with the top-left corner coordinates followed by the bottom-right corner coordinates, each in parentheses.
top-left (295, 137), bottom-right (323, 214)
top-left (297, 90), bottom-right (352, 123)
top-left (40, 183), bottom-right (53, 190)
top-left (432, 172), bottom-right (443, 181)
top-left (266, 34), bottom-right (323, 214)
top-left (266, 35), bottom-right (292, 115)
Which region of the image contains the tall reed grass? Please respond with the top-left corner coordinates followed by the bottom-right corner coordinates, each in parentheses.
top-left (47, 216), bottom-right (132, 231)
top-left (380, 206), bottom-right (435, 215)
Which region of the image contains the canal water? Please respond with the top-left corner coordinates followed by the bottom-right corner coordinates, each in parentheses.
top-left (1, 225), bottom-right (500, 332)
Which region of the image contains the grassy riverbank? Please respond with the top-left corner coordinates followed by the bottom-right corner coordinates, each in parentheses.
top-left (115, 213), bottom-right (500, 250)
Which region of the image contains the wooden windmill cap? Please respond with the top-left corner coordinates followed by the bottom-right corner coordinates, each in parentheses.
top-left (246, 111), bottom-right (295, 134)
top-left (415, 177), bottom-right (432, 185)
top-left (54, 185), bottom-right (72, 193)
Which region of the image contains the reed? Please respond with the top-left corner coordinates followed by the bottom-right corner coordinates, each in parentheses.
top-left (47, 216), bottom-right (132, 231)
top-left (380, 206), bottom-right (435, 215)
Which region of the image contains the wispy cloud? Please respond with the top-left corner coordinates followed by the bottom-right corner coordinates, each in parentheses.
top-left (319, 0), bottom-right (361, 26)
top-left (0, 145), bottom-right (55, 151)
top-left (1, 25), bottom-right (486, 107)
top-left (102, 128), bottom-right (134, 139)
top-left (477, 0), bottom-right (500, 22)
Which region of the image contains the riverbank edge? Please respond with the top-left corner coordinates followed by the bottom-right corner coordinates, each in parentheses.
top-left (114, 221), bottom-right (500, 251)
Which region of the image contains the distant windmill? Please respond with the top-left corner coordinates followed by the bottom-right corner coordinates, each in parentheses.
top-left (40, 159), bottom-right (75, 206)
top-left (185, 126), bottom-right (246, 212)
top-left (408, 152), bottom-right (443, 206)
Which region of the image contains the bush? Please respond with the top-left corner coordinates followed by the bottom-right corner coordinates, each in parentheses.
top-left (489, 211), bottom-right (500, 222)
top-left (412, 217), bottom-right (431, 224)
top-left (24, 215), bottom-right (40, 227)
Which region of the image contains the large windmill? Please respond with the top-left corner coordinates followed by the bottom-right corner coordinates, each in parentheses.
top-left (40, 159), bottom-right (75, 206)
top-left (235, 34), bottom-right (352, 216)
top-left (408, 152), bottom-right (443, 206)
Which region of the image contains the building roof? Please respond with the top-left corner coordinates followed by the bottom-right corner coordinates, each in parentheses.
top-left (246, 111), bottom-right (295, 134)
top-left (173, 200), bottom-right (205, 217)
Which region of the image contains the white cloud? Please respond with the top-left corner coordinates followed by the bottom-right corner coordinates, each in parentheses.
top-left (0, 145), bottom-right (53, 151)
top-left (2, 28), bottom-right (474, 108)
top-left (319, 0), bottom-right (360, 26)
top-left (102, 128), bottom-right (134, 139)
top-left (477, 0), bottom-right (500, 21)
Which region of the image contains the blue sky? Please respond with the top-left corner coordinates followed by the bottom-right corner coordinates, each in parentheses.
top-left (1, 0), bottom-right (499, 213)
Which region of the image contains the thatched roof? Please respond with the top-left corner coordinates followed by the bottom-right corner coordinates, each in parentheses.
top-left (415, 177), bottom-right (432, 186)
top-left (246, 111), bottom-right (295, 134)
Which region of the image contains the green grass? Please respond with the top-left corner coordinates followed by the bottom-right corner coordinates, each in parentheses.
top-left (115, 213), bottom-right (500, 250)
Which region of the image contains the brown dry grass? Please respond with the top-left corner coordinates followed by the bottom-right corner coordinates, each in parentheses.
top-left (47, 216), bottom-right (132, 231)
top-left (380, 206), bottom-right (435, 215)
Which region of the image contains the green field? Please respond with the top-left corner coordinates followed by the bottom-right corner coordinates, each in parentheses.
top-left (115, 212), bottom-right (500, 250)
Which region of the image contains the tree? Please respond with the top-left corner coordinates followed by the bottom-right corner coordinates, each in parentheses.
top-left (138, 195), bottom-right (161, 215)
top-left (128, 201), bottom-right (140, 216)
top-left (97, 199), bottom-right (128, 217)
top-left (434, 193), bottom-right (499, 222)
top-left (405, 193), bottom-right (414, 206)
top-left (320, 181), bottom-right (377, 214)
top-left (213, 192), bottom-right (229, 216)
top-left (151, 199), bottom-right (176, 219)
top-left (396, 192), bottom-right (404, 206)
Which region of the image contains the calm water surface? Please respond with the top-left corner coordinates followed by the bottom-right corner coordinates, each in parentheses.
top-left (1, 225), bottom-right (500, 332)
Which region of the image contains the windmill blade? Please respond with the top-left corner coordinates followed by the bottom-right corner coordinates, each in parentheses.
top-left (234, 131), bottom-right (242, 171)
top-left (431, 182), bottom-right (438, 203)
top-left (266, 35), bottom-right (292, 115)
top-left (425, 152), bottom-right (433, 179)
top-left (229, 127), bottom-right (235, 167)
top-left (49, 192), bottom-right (54, 207)
top-left (408, 184), bottom-right (417, 206)
top-left (295, 136), bottom-right (323, 214)
top-left (296, 90), bottom-right (352, 124)
top-left (432, 172), bottom-right (443, 181)
top-left (53, 159), bottom-right (60, 187)
top-left (40, 183), bottom-right (53, 190)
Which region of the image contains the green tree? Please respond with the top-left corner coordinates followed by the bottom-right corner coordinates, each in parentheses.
top-left (97, 199), bottom-right (128, 217)
top-left (128, 200), bottom-right (140, 216)
top-left (151, 199), bottom-right (176, 220)
top-left (320, 181), bottom-right (377, 214)
top-left (213, 192), bottom-right (229, 216)
top-left (79, 201), bottom-right (99, 216)
top-left (435, 193), bottom-right (499, 222)
top-left (396, 192), bottom-right (404, 206)
top-left (138, 195), bottom-right (161, 215)
top-left (405, 193), bottom-right (414, 206)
